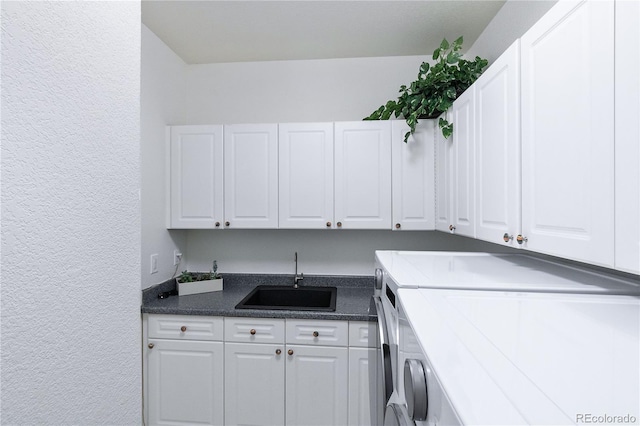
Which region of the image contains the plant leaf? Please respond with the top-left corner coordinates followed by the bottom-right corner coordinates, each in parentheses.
top-left (440, 38), bottom-right (449, 51)
top-left (453, 36), bottom-right (464, 51)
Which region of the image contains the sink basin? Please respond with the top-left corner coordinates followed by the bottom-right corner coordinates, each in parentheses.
top-left (235, 285), bottom-right (337, 311)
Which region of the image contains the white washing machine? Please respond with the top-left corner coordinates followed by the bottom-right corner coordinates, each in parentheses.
top-left (373, 251), bottom-right (640, 425)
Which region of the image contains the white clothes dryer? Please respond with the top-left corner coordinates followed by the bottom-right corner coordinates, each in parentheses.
top-left (397, 287), bottom-right (640, 425)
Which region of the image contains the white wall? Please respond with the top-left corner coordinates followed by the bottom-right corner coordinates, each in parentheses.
top-left (466, 0), bottom-right (557, 63)
top-left (1, 2), bottom-right (141, 423)
top-left (185, 55), bottom-right (426, 123)
top-left (186, 230), bottom-right (515, 276)
top-left (141, 24), bottom-right (188, 289)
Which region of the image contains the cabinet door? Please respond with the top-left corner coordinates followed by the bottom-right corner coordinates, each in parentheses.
top-left (521, 0), bottom-right (614, 266)
top-left (224, 124), bottom-right (278, 229)
top-left (475, 40), bottom-right (521, 246)
top-left (334, 121), bottom-right (392, 229)
top-left (285, 345), bottom-right (349, 426)
top-left (279, 123), bottom-right (334, 229)
top-left (147, 339), bottom-right (224, 426)
top-left (435, 112), bottom-right (453, 233)
top-left (615, 0), bottom-right (640, 275)
top-left (391, 120), bottom-right (435, 231)
top-left (169, 125), bottom-right (224, 229)
top-left (348, 347), bottom-right (375, 426)
top-left (450, 88), bottom-right (476, 238)
top-left (224, 343), bottom-right (285, 426)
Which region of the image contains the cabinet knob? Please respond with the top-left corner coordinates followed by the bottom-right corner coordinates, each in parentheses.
top-left (503, 233), bottom-right (513, 243)
top-left (148, 343), bottom-right (154, 349)
top-left (250, 329), bottom-right (256, 335)
top-left (337, 222), bottom-right (342, 228)
top-left (180, 326), bottom-right (187, 332)
top-left (449, 225), bottom-right (456, 233)
top-left (312, 331), bottom-right (319, 338)
top-left (516, 235), bottom-right (528, 245)
top-left (215, 221), bottom-right (220, 228)
top-left (225, 221), bottom-right (230, 227)
top-left (288, 349), bottom-right (294, 356)
top-left (395, 223), bottom-right (401, 229)
top-left (275, 349), bottom-right (282, 355)
top-left (326, 221), bottom-right (331, 228)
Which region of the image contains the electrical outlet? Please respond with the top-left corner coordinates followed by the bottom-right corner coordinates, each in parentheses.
top-left (150, 254), bottom-right (158, 274)
top-left (174, 250), bottom-right (182, 266)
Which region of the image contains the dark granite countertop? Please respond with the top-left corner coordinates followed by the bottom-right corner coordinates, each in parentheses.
top-left (141, 274), bottom-right (377, 321)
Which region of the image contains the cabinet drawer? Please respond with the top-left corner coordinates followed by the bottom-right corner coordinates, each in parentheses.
top-left (349, 321), bottom-right (377, 348)
top-left (148, 314), bottom-right (223, 341)
top-left (225, 317), bottom-right (285, 343)
top-left (286, 319), bottom-right (348, 347)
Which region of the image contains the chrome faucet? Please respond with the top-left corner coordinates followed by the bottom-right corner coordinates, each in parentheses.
top-left (294, 252), bottom-right (304, 288)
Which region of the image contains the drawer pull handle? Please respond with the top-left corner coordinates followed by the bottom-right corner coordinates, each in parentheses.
top-left (326, 221), bottom-right (331, 228)
top-left (225, 221), bottom-right (230, 227)
top-left (312, 331), bottom-right (319, 337)
top-left (215, 221), bottom-right (220, 228)
top-left (276, 349), bottom-right (282, 355)
top-left (395, 223), bottom-right (401, 229)
top-left (250, 329), bottom-right (256, 335)
top-left (516, 235), bottom-right (528, 244)
top-left (337, 222), bottom-right (342, 228)
top-left (148, 343), bottom-right (154, 349)
top-left (180, 326), bottom-right (187, 332)
top-left (449, 225), bottom-right (456, 233)
top-left (288, 349), bottom-right (294, 356)
top-left (503, 233), bottom-right (513, 243)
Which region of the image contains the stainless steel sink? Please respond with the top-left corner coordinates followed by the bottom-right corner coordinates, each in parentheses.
top-left (235, 285), bottom-right (337, 311)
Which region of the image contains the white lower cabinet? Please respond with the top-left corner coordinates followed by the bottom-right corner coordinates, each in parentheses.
top-left (348, 347), bottom-right (375, 426)
top-left (224, 342), bottom-right (285, 426)
top-left (146, 316), bottom-right (372, 426)
top-left (146, 315), bottom-right (225, 426)
top-left (286, 344), bottom-right (349, 426)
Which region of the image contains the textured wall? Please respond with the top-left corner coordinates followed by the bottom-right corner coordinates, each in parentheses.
top-left (1, 2), bottom-right (142, 424)
top-left (141, 25), bottom-right (187, 289)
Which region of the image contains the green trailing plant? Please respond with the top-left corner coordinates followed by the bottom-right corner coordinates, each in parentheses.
top-left (364, 36), bottom-right (488, 141)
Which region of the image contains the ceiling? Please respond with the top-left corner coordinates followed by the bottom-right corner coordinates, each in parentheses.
top-left (142, 1), bottom-right (506, 64)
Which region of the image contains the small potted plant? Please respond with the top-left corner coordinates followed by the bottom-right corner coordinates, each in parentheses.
top-left (364, 36), bottom-right (488, 141)
top-left (176, 260), bottom-right (223, 296)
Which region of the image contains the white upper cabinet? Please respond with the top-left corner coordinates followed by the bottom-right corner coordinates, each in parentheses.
top-left (224, 124), bottom-right (279, 229)
top-left (391, 120), bottom-right (435, 231)
top-left (279, 123), bottom-right (334, 229)
top-left (450, 88), bottom-right (476, 238)
top-left (474, 40), bottom-right (521, 246)
top-left (169, 125), bottom-right (224, 229)
top-left (435, 112), bottom-right (453, 233)
top-left (520, 0), bottom-right (615, 267)
top-left (334, 121), bottom-right (392, 229)
top-left (615, 0), bottom-right (640, 275)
